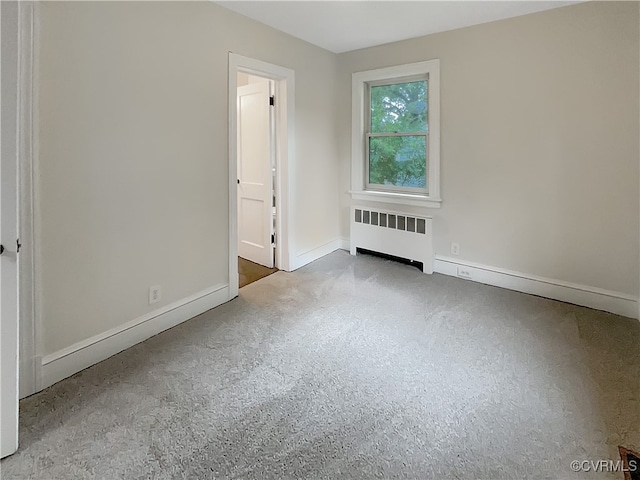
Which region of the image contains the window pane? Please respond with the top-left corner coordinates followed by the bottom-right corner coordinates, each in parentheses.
top-left (370, 80), bottom-right (427, 133)
top-left (369, 136), bottom-right (426, 188)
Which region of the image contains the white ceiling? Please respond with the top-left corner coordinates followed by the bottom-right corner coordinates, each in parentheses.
top-left (216, 1), bottom-right (581, 54)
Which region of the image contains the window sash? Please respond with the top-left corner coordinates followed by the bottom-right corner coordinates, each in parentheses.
top-left (365, 76), bottom-right (429, 194)
top-left (366, 74), bottom-right (428, 89)
top-left (368, 132), bottom-right (425, 138)
top-left (365, 132), bottom-right (429, 194)
top-left (367, 78), bottom-right (428, 135)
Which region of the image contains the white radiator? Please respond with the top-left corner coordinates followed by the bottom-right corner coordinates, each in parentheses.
top-left (350, 206), bottom-right (433, 274)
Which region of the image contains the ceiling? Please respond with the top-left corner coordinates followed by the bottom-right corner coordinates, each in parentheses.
top-left (216, 1), bottom-right (581, 54)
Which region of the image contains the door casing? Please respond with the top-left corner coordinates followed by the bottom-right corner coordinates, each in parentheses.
top-left (228, 53), bottom-right (295, 299)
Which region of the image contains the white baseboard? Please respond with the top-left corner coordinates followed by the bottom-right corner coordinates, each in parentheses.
top-left (434, 256), bottom-right (638, 319)
top-left (293, 239), bottom-right (343, 270)
top-left (40, 284), bottom-right (230, 391)
top-left (338, 237), bottom-right (350, 251)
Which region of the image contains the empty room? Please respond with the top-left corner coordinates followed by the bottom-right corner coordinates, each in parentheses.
top-left (1, 1), bottom-right (639, 478)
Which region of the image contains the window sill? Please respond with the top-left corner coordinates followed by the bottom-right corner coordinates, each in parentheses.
top-left (349, 190), bottom-right (442, 208)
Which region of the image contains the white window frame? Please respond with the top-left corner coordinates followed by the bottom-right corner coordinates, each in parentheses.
top-left (351, 60), bottom-right (441, 208)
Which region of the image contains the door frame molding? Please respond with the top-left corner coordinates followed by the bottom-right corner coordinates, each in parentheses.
top-left (228, 53), bottom-right (295, 299)
top-left (17, 0), bottom-right (40, 398)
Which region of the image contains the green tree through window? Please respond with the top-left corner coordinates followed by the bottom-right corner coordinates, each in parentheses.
top-left (368, 80), bottom-right (428, 189)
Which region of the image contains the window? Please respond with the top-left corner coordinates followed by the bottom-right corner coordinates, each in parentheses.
top-left (351, 60), bottom-right (440, 208)
top-left (367, 78), bottom-right (428, 192)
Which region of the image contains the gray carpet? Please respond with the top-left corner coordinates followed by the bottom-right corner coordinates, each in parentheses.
top-left (2, 250), bottom-right (639, 479)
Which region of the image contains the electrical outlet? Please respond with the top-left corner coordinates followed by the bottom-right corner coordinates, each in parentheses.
top-left (149, 285), bottom-right (162, 305)
top-left (451, 243), bottom-right (460, 255)
top-left (457, 266), bottom-right (472, 280)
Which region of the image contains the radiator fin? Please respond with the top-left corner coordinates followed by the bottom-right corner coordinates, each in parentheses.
top-left (353, 209), bottom-right (426, 235)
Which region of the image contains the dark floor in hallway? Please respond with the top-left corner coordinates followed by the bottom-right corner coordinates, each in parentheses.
top-left (239, 256), bottom-right (278, 288)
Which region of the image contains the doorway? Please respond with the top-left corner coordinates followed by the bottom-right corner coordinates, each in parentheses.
top-left (236, 73), bottom-right (277, 288)
top-left (228, 54), bottom-right (295, 299)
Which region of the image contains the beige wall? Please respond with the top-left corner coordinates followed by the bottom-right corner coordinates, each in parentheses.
top-left (337, 1), bottom-right (639, 296)
top-left (38, 2), bottom-right (340, 355)
top-left (36, 1), bottom-right (640, 356)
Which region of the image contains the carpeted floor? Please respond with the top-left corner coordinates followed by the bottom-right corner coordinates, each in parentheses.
top-left (2, 250), bottom-right (639, 479)
top-left (238, 257), bottom-right (278, 289)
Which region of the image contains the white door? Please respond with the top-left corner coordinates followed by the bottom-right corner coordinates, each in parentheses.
top-left (1, 0), bottom-right (20, 459)
top-left (237, 81), bottom-right (274, 268)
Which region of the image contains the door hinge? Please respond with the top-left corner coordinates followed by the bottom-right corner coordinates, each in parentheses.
top-left (269, 95), bottom-right (275, 107)
top-left (16, 239), bottom-right (21, 254)
top-left (271, 233), bottom-right (276, 245)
